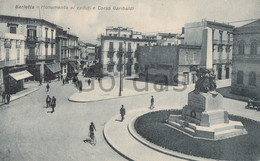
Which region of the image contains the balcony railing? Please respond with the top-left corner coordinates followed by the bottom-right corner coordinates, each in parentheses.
top-left (26, 36), bottom-right (38, 42)
top-left (108, 48), bottom-right (116, 53)
top-left (5, 59), bottom-right (17, 66)
top-left (51, 38), bottom-right (56, 44)
top-left (213, 39), bottom-right (233, 45)
top-left (45, 38), bottom-right (51, 43)
top-left (127, 49), bottom-right (133, 53)
top-left (26, 55), bottom-right (56, 60)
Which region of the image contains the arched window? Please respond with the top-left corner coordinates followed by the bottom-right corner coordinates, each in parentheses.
top-left (238, 41), bottom-right (245, 55)
top-left (249, 72), bottom-right (256, 86)
top-left (237, 71), bottom-right (243, 84)
top-left (250, 41), bottom-right (257, 55)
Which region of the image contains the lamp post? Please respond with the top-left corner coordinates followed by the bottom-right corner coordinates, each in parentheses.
top-left (119, 67), bottom-right (122, 96)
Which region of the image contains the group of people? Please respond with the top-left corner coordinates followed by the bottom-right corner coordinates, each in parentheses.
top-left (46, 95), bottom-right (56, 113)
top-left (1, 92), bottom-right (11, 104)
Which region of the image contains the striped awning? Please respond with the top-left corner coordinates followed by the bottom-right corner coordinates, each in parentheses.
top-left (46, 63), bottom-right (61, 74)
top-left (9, 70), bottom-right (33, 80)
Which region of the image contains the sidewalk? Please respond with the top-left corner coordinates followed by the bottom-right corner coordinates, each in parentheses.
top-left (69, 78), bottom-right (231, 103)
top-left (0, 82), bottom-right (39, 106)
top-left (103, 107), bottom-right (213, 161)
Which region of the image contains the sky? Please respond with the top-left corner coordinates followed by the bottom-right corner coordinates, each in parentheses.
top-left (0, 0), bottom-right (259, 44)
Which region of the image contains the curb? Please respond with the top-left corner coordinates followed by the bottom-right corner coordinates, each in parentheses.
top-left (127, 111), bottom-right (216, 161)
top-left (0, 87), bottom-right (40, 107)
top-left (103, 113), bottom-right (137, 161)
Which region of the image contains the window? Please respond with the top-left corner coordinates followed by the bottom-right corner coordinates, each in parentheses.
top-left (45, 28), bottom-right (48, 39)
top-left (113, 34), bottom-right (117, 37)
top-left (51, 30), bottom-right (54, 40)
top-left (109, 34), bottom-right (112, 36)
top-left (45, 45), bottom-right (48, 55)
top-left (249, 72), bottom-right (256, 86)
top-left (250, 41), bottom-right (257, 55)
top-left (237, 71), bottom-right (243, 84)
top-left (219, 31), bottom-right (223, 42)
top-left (17, 49), bottom-right (20, 61)
top-left (168, 43), bottom-right (171, 46)
top-left (6, 48), bottom-right (10, 61)
top-left (119, 42), bottom-right (123, 51)
top-left (185, 52), bottom-right (189, 64)
top-left (128, 43), bottom-right (131, 51)
top-left (51, 45), bottom-right (54, 55)
top-left (109, 42), bottom-right (113, 50)
top-left (193, 53), bottom-right (197, 63)
top-left (10, 26), bottom-right (16, 34)
top-left (238, 41), bottom-right (245, 55)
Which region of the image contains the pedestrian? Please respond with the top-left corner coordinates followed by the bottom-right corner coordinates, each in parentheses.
top-left (46, 95), bottom-right (51, 108)
top-left (98, 77), bottom-right (101, 83)
top-left (120, 105), bottom-right (126, 121)
top-left (51, 96), bottom-right (56, 113)
top-left (150, 96), bottom-right (154, 109)
top-left (88, 79), bottom-right (91, 86)
top-left (6, 94), bottom-right (11, 104)
top-left (46, 83), bottom-right (50, 92)
top-left (39, 79), bottom-right (42, 86)
top-left (2, 91), bottom-right (6, 104)
top-left (62, 78), bottom-right (65, 85)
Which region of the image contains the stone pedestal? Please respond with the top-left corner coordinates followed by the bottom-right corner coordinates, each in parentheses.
top-left (166, 91), bottom-right (247, 140)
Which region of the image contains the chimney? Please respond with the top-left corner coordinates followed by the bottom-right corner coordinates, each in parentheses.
top-left (181, 27), bottom-right (184, 34)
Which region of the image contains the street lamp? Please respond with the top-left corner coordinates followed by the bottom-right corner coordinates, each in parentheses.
top-left (119, 67), bottom-right (122, 96)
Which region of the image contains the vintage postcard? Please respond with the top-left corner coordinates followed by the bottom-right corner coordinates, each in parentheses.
top-left (0, 0), bottom-right (259, 160)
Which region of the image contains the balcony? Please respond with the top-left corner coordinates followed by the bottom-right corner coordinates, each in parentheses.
top-left (0, 60), bottom-right (5, 68)
top-left (45, 38), bottom-right (51, 43)
top-left (213, 39), bottom-right (233, 46)
top-left (108, 61), bottom-right (115, 65)
top-left (108, 48), bottom-right (116, 53)
top-left (126, 52), bottom-right (132, 58)
top-left (51, 39), bottom-right (56, 44)
top-left (26, 55), bottom-right (56, 60)
top-left (107, 51), bottom-right (114, 58)
top-left (26, 36), bottom-right (38, 43)
top-left (5, 59), bottom-right (17, 66)
top-left (127, 49), bottom-right (133, 53)
top-left (4, 41), bottom-right (11, 48)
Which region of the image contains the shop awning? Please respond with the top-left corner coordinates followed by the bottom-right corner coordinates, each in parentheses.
top-left (46, 63), bottom-right (61, 74)
top-left (9, 70), bottom-right (33, 81)
top-left (69, 61), bottom-right (77, 69)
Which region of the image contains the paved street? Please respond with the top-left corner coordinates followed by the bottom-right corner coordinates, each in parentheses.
top-left (0, 76), bottom-right (259, 161)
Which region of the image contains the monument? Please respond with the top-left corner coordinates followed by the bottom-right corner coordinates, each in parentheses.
top-left (166, 28), bottom-right (247, 140)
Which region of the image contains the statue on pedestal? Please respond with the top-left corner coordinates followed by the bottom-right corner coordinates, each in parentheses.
top-left (194, 68), bottom-right (216, 94)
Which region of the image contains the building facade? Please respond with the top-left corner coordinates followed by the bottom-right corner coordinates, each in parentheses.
top-left (231, 19), bottom-right (260, 98)
top-left (137, 45), bottom-right (201, 85)
top-left (56, 27), bottom-right (79, 79)
top-left (0, 15), bottom-right (33, 94)
top-left (100, 26), bottom-right (157, 77)
top-left (156, 33), bottom-right (182, 46)
top-left (184, 20), bottom-right (234, 81)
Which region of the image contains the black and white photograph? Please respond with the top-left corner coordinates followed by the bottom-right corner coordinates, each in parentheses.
top-left (0, 0), bottom-right (259, 160)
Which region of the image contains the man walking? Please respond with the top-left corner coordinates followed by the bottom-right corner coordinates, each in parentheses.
top-left (51, 96), bottom-right (56, 113)
top-left (46, 95), bottom-right (51, 108)
top-left (6, 94), bottom-right (11, 104)
top-left (2, 91), bottom-right (6, 104)
top-left (46, 83), bottom-right (50, 92)
top-left (88, 79), bottom-right (91, 86)
top-left (150, 96), bottom-right (154, 109)
top-left (120, 105), bottom-right (126, 121)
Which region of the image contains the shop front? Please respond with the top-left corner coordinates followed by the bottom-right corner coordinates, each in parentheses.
top-left (44, 63), bottom-right (61, 81)
top-left (6, 70), bottom-right (33, 94)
